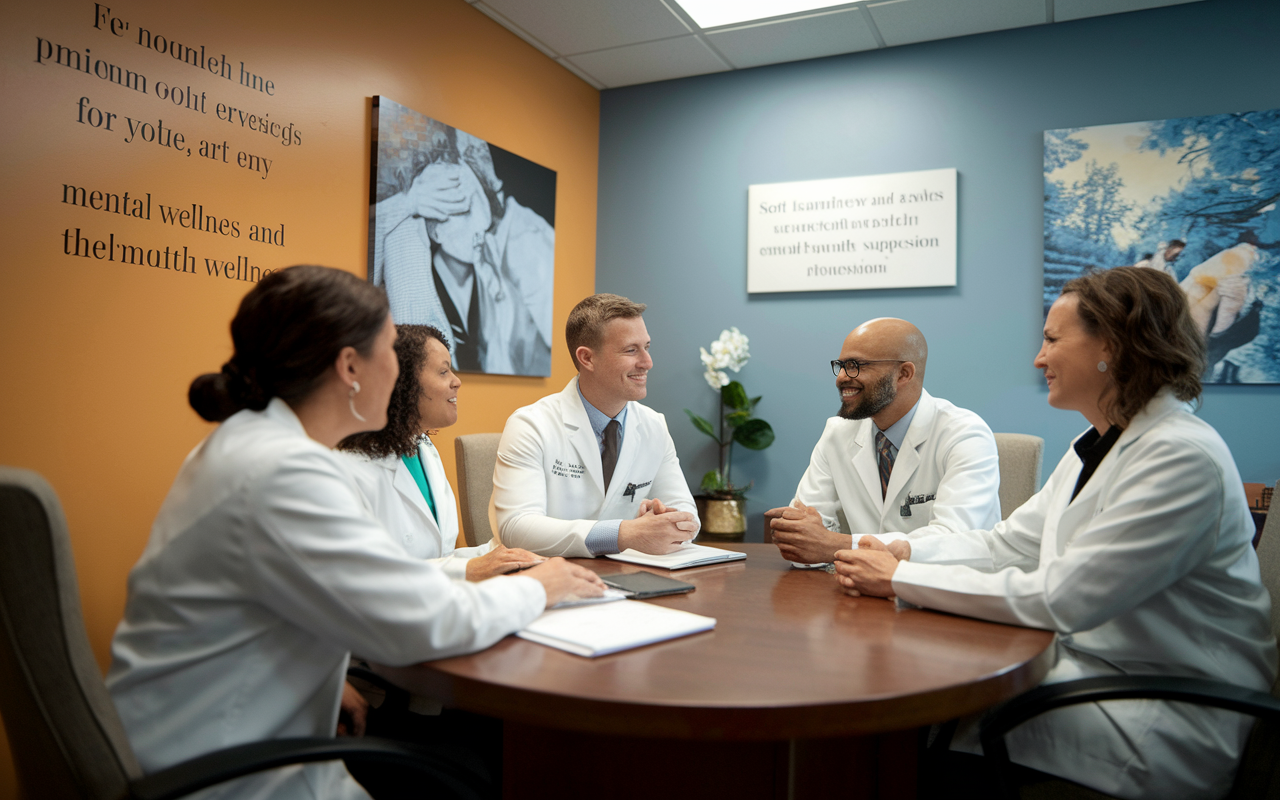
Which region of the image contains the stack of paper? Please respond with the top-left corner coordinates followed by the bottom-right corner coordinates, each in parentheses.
top-left (606, 543), bottom-right (747, 570)
top-left (517, 600), bottom-right (716, 657)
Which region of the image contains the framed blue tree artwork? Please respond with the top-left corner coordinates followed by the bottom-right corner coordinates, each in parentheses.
top-left (1044, 109), bottom-right (1280, 384)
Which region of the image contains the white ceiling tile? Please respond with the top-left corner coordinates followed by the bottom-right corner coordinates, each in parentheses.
top-left (480, 0), bottom-right (691, 56)
top-left (1054, 0), bottom-right (1205, 22)
top-left (868, 0), bottom-right (1048, 47)
top-left (707, 7), bottom-right (880, 69)
top-left (567, 35), bottom-right (731, 88)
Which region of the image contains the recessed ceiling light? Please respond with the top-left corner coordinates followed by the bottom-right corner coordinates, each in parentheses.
top-left (673, 0), bottom-right (852, 29)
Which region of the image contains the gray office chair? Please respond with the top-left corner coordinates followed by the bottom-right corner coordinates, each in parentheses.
top-left (0, 466), bottom-right (484, 800)
top-left (455, 433), bottom-right (502, 547)
top-left (993, 433), bottom-right (1044, 520)
top-left (981, 479), bottom-right (1280, 799)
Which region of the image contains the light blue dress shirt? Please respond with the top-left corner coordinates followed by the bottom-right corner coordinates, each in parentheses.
top-left (578, 386), bottom-right (629, 555)
top-left (876, 397), bottom-right (921, 459)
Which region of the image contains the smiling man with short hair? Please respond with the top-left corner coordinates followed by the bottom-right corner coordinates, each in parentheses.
top-left (766, 318), bottom-right (1002, 566)
top-left (491, 294), bottom-right (699, 557)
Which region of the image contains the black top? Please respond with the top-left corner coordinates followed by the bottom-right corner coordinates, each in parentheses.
top-left (1070, 425), bottom-right (1123, 502)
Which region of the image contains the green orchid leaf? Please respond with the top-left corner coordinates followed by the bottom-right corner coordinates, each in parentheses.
top-left (749, 395), bottom-right (762, 411)
top-left (721, 381), bottom-right (749, 410)
top-left (700, 470), bottom-right (725, 492)
top-left (725, 410), bottom-right (750, 427)
top-left (733, 419), bottom-right (776, 450)
top-left (684, 409), bottom-right (719, 442)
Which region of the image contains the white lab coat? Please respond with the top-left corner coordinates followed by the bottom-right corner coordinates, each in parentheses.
top-left (107, 399), bottom-right (545, 800)
top-left (338, 437), bottom-right (494, 580)
top-left (894, 392), bottom-right (1277, 799)
top-left (492, 375), bottom-right (698, 557)
top-left (792, 390), bottom-right (1002, 543)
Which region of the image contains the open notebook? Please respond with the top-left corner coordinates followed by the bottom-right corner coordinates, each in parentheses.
top-left (606, 542), bottom-right (747, 570)
top-left (517, 600), bottom-right (715, 657)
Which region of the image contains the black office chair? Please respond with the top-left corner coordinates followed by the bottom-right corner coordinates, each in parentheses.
top-left (980, 487), bottom-right (1280, 800)
top-left (0, 465), bottom-right (484, 800)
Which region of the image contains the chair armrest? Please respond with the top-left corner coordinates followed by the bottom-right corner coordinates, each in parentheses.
top-left (979, 675), bottom-right (1280, 799)
top-left (130, 736), bottom-right (483, 800)
top-left (347, 665), bottom-right (412, 710)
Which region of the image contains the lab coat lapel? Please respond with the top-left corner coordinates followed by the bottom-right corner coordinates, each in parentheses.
top-left (389, 456), bottom-right (439, 535)
top-left (883, 393), bottom-right (932, 517)
top-left (560, 377), bottom-right (606, 496)
top-left (1054, 391), bottom-right (1188, 555)
top-left (418, 438), bottom-right (456, 540)
top-left (850, 423), bottom-right (883, 511)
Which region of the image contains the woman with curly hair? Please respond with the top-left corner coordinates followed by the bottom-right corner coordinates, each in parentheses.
top-left (338, 324), bottom-right (541, 579)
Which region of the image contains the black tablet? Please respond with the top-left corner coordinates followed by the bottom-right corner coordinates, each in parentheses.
top-left (601, 572), bottom-right (696, 599)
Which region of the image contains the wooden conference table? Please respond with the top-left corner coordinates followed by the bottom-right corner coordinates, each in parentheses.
top-left (379, 544), bottom-right (1055, 800)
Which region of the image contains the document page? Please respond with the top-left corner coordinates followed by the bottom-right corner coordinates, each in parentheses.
top-left (517, 600), bottom-right (715, 657)
top-left (606, 543), bottom-right (746, 570)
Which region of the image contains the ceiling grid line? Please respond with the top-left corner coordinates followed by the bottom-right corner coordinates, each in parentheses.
top-left (466, 0), bottom-right (1206, 90)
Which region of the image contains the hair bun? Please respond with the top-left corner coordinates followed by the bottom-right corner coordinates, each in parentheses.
top-left (188, 372), bottom-right (239, 422)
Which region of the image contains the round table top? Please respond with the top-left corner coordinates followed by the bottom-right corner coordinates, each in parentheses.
top-left (380, 544), bottom-right (1055, 740)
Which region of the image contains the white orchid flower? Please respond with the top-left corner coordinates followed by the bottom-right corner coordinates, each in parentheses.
top-left (704, 368), bottom-right (730, 389)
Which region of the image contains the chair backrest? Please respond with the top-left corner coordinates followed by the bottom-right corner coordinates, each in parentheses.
top-left (1254, 485), bottom-right (1280, 681)
top-left (454, 434), bottom-right (502, 548)
top-left (1228, 480), bottom-right (1280, 798)
top-left (993, 433), bottom-right (1044, 520)
top-left (0, 466), bottom-right (142, 800)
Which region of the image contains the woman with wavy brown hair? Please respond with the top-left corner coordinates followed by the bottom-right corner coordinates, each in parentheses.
top-left (834, 267), bottom-right (1277, 799)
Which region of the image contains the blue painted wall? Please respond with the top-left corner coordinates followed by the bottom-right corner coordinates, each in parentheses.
top-left (595, 0), bottom-right (1280, 539)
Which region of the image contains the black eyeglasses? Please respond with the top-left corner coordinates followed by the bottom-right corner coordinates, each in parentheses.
top-left (830, 359), bottom-right (906, 378)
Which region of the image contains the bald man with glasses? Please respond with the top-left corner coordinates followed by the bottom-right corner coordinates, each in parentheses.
top-left (766, 318), bottom-right (1002, 567)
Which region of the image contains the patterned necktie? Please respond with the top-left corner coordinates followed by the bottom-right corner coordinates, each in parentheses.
top-left (875, 431), bottom-right (897, 500)
top-left (602, 419), bottom-right (621, 491)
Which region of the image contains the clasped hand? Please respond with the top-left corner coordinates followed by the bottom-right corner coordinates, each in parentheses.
top-left (617, 498), bottom-right (697, 554)
top-left (764, 500), bottom-right (851, 564)
top-left (833, 537), bottom-right (911, 598)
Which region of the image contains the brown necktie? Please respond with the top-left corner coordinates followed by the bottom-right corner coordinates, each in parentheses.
top-left (876, 431), bottom-right (896, 500)
top-left (602, 419), bottom-right (621, 491)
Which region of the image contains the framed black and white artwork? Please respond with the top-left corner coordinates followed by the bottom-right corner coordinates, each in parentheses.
top-left (369, 96), bottom-right (556, 376)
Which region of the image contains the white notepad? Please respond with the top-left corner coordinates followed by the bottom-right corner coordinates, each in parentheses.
top-left (517, 600), bottom-right (716, 657)
top-left (606, 542), bottom-right (747, 570)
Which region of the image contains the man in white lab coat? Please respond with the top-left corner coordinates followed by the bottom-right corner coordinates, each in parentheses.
top-left (766, 318), bottom-right (1001, 565)
top-left (491, 294), bottom-right (699, 558)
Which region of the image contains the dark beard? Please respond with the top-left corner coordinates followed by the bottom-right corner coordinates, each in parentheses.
top-left (838, 371), bottom-right (896, 420)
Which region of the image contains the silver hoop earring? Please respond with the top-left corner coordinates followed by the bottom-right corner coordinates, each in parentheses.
top-left (348, 381), bottom-right (367, 422)
top-left (1097, 361), bottom-right (1107, 373)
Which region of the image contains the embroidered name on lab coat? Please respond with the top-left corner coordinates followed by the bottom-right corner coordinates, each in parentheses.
top-left (552, 459), bottom-right (587, 479)
top-left (900, 493), bottom-right (936, 517)
top-left (622, 480), bottom-right (652, 501)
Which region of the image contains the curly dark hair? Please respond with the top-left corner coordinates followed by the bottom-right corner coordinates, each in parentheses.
top-left (1062, 266), bottom-right (1204, 427)
top-left (337, 325), bottom-right (450, 459)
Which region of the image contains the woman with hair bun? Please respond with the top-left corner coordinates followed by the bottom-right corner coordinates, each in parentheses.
top-left (835, 267), bottom-right (1277, 798)
top-left (106, 266), bottom-right (603, 800)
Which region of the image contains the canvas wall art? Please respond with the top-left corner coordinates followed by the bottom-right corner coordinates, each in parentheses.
top-left (1044, 109), bottom-right (1280, 383)
top-left (369, 96), bottom-right (557, 377)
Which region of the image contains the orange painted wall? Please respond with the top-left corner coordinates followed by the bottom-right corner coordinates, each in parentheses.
top-left (0, 0), bottom-right (599, 795)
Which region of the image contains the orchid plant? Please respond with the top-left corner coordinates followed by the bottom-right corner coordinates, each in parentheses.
top-left (685, 328), bottom-right (775, 498)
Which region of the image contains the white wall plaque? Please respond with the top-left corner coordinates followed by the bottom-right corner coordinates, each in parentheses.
top-left (747, 168), bottom-right (956, 293)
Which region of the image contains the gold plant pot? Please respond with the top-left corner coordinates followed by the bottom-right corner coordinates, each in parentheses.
top-left (694, 495), bottom-right (747, 542)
